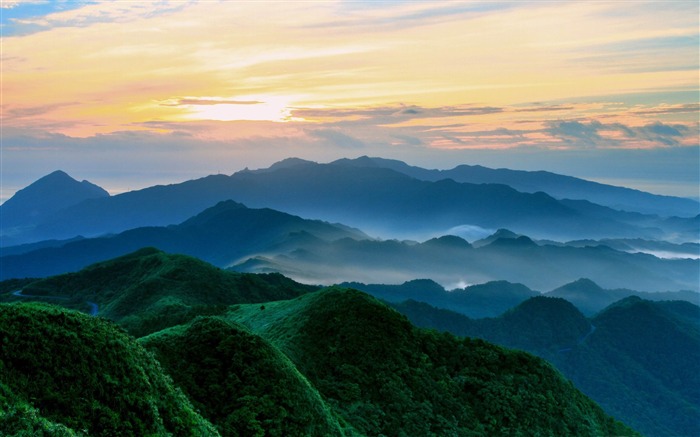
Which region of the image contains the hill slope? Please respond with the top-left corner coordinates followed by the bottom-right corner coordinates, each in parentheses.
top-left (0, 302), bottom-right (218, 436)
top-left (226, 287), bottom-right (637, 436)
top-left (11, 247), bottom-right (318, 337)
top-left (391, 296), bottom-right (700, 437)
top-left (140, 316), bottom-right (346, 436)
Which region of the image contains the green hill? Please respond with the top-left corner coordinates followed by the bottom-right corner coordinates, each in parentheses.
top-left (0, 302), bottom-right (218, 436)
top-left (391, 295), bottom-right (700, 437)
top-left (226, 287), bottom-right (637, 436)
top-left (11, 247), bottom-right (317, 337)
top-left (140, 316), bottom-right (347, 436)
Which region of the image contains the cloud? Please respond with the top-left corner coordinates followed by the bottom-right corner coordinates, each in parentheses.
top-left (545, 120), bottom-right (604, 147)
top-left (2, 102), bottom-right (77, 119)
top-left (309, 129), bottom-right (365, 149)
top-left (2, 1), bottom-right (194, 36)
top-left (160, 98), bottom-right (264, 107)
top-left (632, 103), bottom-right (700, 115)
top-left (544, 119), bottom-right (695, 149)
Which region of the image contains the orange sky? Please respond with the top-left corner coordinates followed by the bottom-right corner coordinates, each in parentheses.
top-left (1, 0), bottom-right (698, 199)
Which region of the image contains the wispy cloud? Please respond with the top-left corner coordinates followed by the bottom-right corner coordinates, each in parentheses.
top-left (2, 0), bottom-right (698, 200)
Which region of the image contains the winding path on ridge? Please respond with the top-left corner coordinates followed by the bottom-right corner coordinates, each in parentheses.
top-left (11, 290), bottom-right (99, 316)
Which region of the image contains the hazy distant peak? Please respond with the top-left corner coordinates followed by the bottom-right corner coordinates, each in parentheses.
top-left (29, 170), bottom-right (108, 194)
top-left (421, 234), bottom-right (472, 249)
top-left (267, 157), bottom-right (317, 170)
top-left (0, 170), bottom-right (109, 230)
top-left (558, 278), bottom-right (604, 292)
top-left (179, 199), bottom-right (248, 226)
top-left (473, 228), bottom-right (522, 247)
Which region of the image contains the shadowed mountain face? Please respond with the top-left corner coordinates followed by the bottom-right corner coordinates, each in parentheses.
top-left (3, 160), bottom-right (696, 246)
top-left (391, 295), bottom-right (700, 437)
top-left (0, 170), bottom-right (109, 245)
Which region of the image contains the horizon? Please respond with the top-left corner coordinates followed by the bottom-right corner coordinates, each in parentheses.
top-left (2, 1), bottom-right (699, 202)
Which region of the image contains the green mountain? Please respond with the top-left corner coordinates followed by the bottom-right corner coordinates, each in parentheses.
top-left (140, 316), bottom-right (347, 436)
top-left (391, 296), bottom-right (700, 437)
top-left (12, 247), bottom-right (318, 337)
top-left (225, 287), bottom-right (636, 436)
top-left (0, 302), bottom-right (218, 436)
top-left (1, 250), bottom-right (640, 436)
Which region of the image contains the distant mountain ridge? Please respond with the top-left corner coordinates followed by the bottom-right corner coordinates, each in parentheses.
top-left (0, 200), bottom-right (366, 281)
top-left (3, 158), bottom-right (697, 246)
top-left (349, 277), bottom-right (699, 318)
top-left (330, 156), bottom-right (700, 217)
top-left (3, 202), bottom-right (697, 293)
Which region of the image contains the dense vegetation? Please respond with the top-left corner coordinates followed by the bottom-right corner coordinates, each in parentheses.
top-left (140, 316), bottom-right (347, 436)
top-left (0, 250), bottom-right (643, 436)
top-left (0, 302), bottom-right (218, 436)
top-left (12, 248), bottom-right (317, 337)
top-left (227, 288), bottom-right (636, 436)
top-left (393, 295), bottom-right (700, 437)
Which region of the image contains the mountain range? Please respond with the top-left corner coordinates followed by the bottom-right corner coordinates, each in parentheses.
top-left (0, 250), bottom-right (638, 436)
top-left (329, 156), bottom-right (700, 217)
top-left (391, 295), bottom-right (700, 437)
top-left (1, 157), bottom-right (697, 435)
top-left (2, 200), bottom-right (698, 293)
top-left (2, 158), bottom-right (698, 247)
top-left (346, 277), bottom-right (699, 318)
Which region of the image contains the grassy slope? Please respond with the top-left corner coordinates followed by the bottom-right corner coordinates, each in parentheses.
top-left (0, 302), bottom-right (219, 436)
top-left (226, 287), bottom-right (638, 436)
top-left (11, 247), bottom-right (318, 337)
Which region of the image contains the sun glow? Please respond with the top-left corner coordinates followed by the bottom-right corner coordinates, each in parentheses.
top-left (178, 96), bottom-right (299, 122)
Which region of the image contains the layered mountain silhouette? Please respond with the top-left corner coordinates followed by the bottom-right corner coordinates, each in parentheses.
top-left (350, 276), bottom-right (698, 318)
top-left (3, 201), bottom-right (698, 292)
top-left (0, 200), bottom-right (366, 281)
top-left (3, 200), bottom-right (698, 293)
top-left (343, 279), bottom-right (539, 318)
top-left (232, 229), bottom-right (699, 292)
top-left (392, 295), bottom-right (700, 437)
top-left (2, 159), bottom-right (697, 246)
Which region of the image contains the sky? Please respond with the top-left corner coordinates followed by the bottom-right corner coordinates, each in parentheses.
top-left (1, 0), bottom-right (699, 202)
